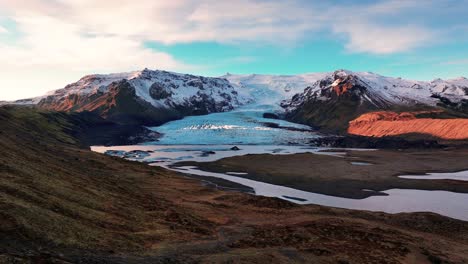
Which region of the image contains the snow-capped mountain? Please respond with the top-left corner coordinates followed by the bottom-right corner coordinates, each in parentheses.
top-left (40, 68), bottom-right (248, 110)
top-left (15, 68), bottom-right (468, 130)
top-left (281, 70), bottom-right (468, 132)
top-left (37, 69), bottom-right (248, 125)
top-left (282, 70), bottom-right (468, 112)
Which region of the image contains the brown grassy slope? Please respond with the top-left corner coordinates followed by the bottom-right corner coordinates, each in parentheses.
top-left (1, 106), bottom-right (468, 263)
top-left (0, 106), bottom-right (191, 250)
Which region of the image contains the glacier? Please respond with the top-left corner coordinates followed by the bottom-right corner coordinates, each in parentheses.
top-left (149, 104), bottom-right (320, 145)
top-left (148, 73), bottom-right (328, 145)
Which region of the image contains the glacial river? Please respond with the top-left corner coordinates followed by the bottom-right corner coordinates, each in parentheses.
top-left (92, 144), bottom-right (468, 221)
top-left (92, 97), bottom-right (468, 221)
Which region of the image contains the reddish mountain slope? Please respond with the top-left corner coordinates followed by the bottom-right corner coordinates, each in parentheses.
top-left (348, 111), bottom-right (468, 140)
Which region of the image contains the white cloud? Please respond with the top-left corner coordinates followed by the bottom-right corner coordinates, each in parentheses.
top-left (3, 0), bottom-right (323, 43)
top-left (2, 0), bottom-right (434, 50)
top-left (326, 0), bottom-right (437, 55)
top-left (333, 22), bottom-right (433, 54)
top-left (0, 0), bottom-right (451, 100)
top-left (0, 25), bottom-right (7, 33)
top-left (0, 1), bottom-right (197, 100)
top-left (3, 15), bottom-right (187, 70)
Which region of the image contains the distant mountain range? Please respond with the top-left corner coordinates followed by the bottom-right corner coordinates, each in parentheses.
top-left (11, 68), bottom-right (468, 140)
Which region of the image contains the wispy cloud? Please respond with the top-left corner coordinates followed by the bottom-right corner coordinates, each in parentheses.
top-left (333, 22), bottom-right (433, 54)
top-left (0, 0), bottom-right (466, 100)
top-left (0, 25), bottom-right (7, 33)
top-left (0, 0), bottom-right (443, 53)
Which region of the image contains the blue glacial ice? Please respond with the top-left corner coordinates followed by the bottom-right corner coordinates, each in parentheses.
top-left (148, 104), bottom-right (320, 145)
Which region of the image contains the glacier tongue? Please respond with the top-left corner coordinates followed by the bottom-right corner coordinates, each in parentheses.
top-left (224, 72), bottom-right (327, 107)
top-left (149, 104), bottom-right (319, 145)
top-left (147, 72), bottom-right (328, 145)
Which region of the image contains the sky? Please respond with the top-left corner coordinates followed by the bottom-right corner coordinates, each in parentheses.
top-left (0, 0), bottom-right (467, 101)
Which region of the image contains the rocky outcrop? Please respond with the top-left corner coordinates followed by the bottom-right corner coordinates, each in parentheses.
top-left (149, 82), bottom-right (172, 100)
top-left (309, 135), bottom-right (444, 149)
top-left (348, 111), bottom-right (468, 140)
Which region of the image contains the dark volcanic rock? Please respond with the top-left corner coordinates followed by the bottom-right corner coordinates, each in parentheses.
top-left (261, 122), bottom-right (313, 132)
top-left (310, 135), bottom-right (445, 149)
top-left (263, 112), bottom-right (279, 119)
top-left (149, 82), bottom-right (172, 100)
top-left (262, 122), bottom-right (280, 128)
top-left (67, 111), bottom-right (161, 146)
top-left (200, 151), bottom-right (216, 157)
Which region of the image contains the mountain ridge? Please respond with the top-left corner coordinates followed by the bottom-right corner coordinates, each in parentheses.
top-left (281, 69), bottom-right (468, 134)
top-left (15, 68), bottom-right (468, 108)
top-left (9, 68), bottom-right (468, 137)
top-left (35, 69), bottom-right (247, 125)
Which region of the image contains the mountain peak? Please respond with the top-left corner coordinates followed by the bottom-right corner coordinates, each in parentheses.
top-left (329, 70), bottom-right (364, 96)
top-left (333, 69), bottom-right (354, 77)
